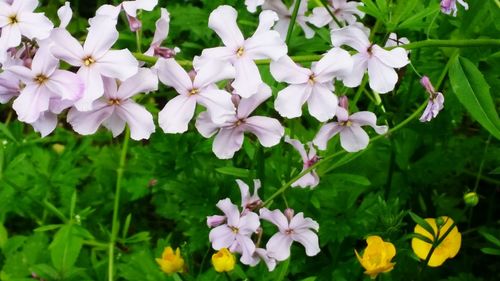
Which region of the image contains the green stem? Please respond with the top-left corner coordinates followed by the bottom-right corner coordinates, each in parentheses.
top-left (319, 0), bottom-right (344, 28)
top-left (285, 0), bottom-right (302, 45)
top-left (108, 128), bottom-right (131, 281)
top-left (262, 101), bottom-right (427, 206)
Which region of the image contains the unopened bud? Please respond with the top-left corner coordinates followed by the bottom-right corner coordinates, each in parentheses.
top-left (463, 192), bottom-right (479, 207)
top-left (436, 216), bottom-right (445, 228)
top-left (127, 15), bottom-right (142, 32)
top-left (339, 96), bottom-right (349, 110)
top-left (284, 208), bottom-right (295, 222)
top-left (52, 143), bottom-right (65, 154)
top-left (154, 46), bottom-right (177, 59)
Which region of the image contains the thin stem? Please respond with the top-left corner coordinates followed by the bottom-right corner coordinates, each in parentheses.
top-left (473, 135), bottom-right (491, 193)
top-left (319, 0), bottom-right (344, 28)
top-left (285, 0), bottom-right (302, 45)
top-left (132, 38), bottom-right (500, 66)
top-left (263, 101), bottom-right (427, 206)
top-left (108, 127), bottom-right (131, 281)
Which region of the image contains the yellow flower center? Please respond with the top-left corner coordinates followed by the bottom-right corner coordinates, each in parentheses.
top-left (230, 226), bottom-right (239, 233)
top-left (308, 74), bottom-right (316, 85)
top-left (189, 88), bottom-right (199, 96)
top-left (236, 47), bottom-right (245, 57)
top-left (34, 74), bottom-right (48, 85)
top-left (108, 98), bottom-right (121, 105)
top-left (8, 15), bottom-right (18, 24)
top-left (83, 56), bottom-right (95, 66)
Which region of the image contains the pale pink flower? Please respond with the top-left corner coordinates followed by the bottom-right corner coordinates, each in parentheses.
top-left (94, 0), bottom-right (158, 31)
top-left (155, 58), bottom-right (236, 134)
top-left (144, 8), bottom-right (178, 59)
top-left (7, 47), bottom-right (83, 123)
top-left (197, 5), bottom-right (287, 98)
top-left (68, 68), bottom-right (157, 140)
top-left (237, 179), bottom-right (263, 212)
top-left (441, 0), bottom-right (468, 17)
top-left (262, 0), bottom-right (315, 39)
top-left (419, 76), bottom-right (444, 122)
top-left (0, 0), bottom-right (54, 50)
top-left (0, 70), bottom-right (20, 103)
top-left (331, 25), bottom-right (409, 93)
top-left (309, 0), bottom-right (364, 29)
top-left (245, 0), bottom-right (265, 13)
top-left (195, 84), bottom-right (285, 159)
top-left (313, 102), bottom-right (388, 152)
top-left (50, 16), bottom-right (139, 111)
top-left (209, 198), bottom-right (260, 265)
top-left (247, 248), bottom-right (277, 271)
top-left (284, 136), bottom-right (320, 188)
top-left (260, 208), bottom-right (320, 261)
top-left (270, 48), bottom-right (353, 121)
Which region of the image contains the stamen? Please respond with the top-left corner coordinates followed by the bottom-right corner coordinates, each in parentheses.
top-left (34, 74), bottom-right (48, 85)
top-left (308, 74), bottom-right (316, 85)
top-left (230, 226), bottom-right (239, 234)
top-left (83, 56), bottom-right (95, 66)
top-left (189, 88), bottom-right (199, 96)
top-left (108, 98), bottom-right (121, 105)
top-left (8, 15), bottom-right (18, 24)
top-left (236, 47), bottom-right (245, 57)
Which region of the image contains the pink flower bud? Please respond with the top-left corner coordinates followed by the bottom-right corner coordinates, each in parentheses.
top-left (127, 15), bottom-right (142, 32)
top-left (284, 208), bottom-right (295, 222)
top-left (339, 96), bottom-right (349, 110)
top-left (420, 76), bottom-right (435, 95)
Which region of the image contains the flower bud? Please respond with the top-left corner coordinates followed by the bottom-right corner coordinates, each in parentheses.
top-left (156, 246), bottom-right (185, 274)
top-left (207, 215), bottom-right (226, 228)
top-left (463, 192), bottom-right (479, 207)
top-left (52, 144), bottom-right (65, 154)
top-left (339, 96), bottom-right (349, 110)
top-left (284, 208), bottom-right (295, 222)
top-left (212, 248), bottom-right (236, 272)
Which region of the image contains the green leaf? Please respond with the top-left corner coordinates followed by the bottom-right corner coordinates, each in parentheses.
top-left (34, 224), bottom-right (63, 232)
top-left (480, 247), bottom-right (500, 255)
top-left (404, 233), bottom-right (434, 244)
top-left (408, 211), bottom-right (436, 238)
top-left (479, 230), bottom-right (500, 247)
top-left (0, 223), bottom-right (7, 249)
top-left (215, 166), bottom-right (250, 178)
top-left (449, 56), bottom-right (500, 140)
top-left (49, 224), bottom-right (83, 274)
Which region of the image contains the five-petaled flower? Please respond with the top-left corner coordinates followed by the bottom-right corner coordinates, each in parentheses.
top-left (440, 0), bottom-right (468, 17)
top-left (411, 216), bottom-right (461, 267)
top-left (355, 235), bottom-right (396, 279)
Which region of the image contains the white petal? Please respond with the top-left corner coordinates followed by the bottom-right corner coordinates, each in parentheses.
top-left (331, 25), bottom-right (370, 53)
top-left (31, 111), bottom-right (57, 137)
top-left (31, 47), bottom-right (59, 76)
top-left (67, 100), bottom-right (113, 135)
top-left (232, 57), bottom-right (262, 98)
top-left (115, 101), bottom-right (155, 140)
top-left (154, 58), bottom-right (192, 95)
top-left (313, 48), bottom-right (353, 83)
top-left (158, 95), bottom-right (197, 134)
top-left (367, 57), bottom-right (399, 93)
top-left (340, 126), bottom-right (369, 152)
top-left (197, 89), bottom-right (236, 125)
top-left (313, 122), bottom-right (342, 150)
top-left (46, 70), bottom-right (84, 101)
top-left (12, 86), bottom-right (50, 123)
top-left (291, 229), bottom-right (320, 256)
top-left (371, 45), bottom-right (409, 68)
top-left (285, 136), bottom-right (308, 163)
top-left (0, 24), bottom-right (22, 49)
top-left (116, 68), bottom-right (158, 100)
top-left (259, 208), bottom-right (289, 231)
top-left (96, 49), bottom-right (138, 81)
top-left (237, 83), bottom-right (272, 118)
top-left (195, 111), bottom-right (221, 138)
top-left (266, 233), bottom-right (293, 261)
top-left (307, 83), bottom-right (338, 122)
top-left (270, 55), bottom-right (310, 84)
top-left (74, 67), bottom-right (104, 111)
top-left (274, 84), bottom-right (311, 119)
top-left (57, 2), bottom-right (72, 28)
top-left (212, 127), bottom-right (245, 159)
top-left (17, 12), bottom-right (53, 40)
top-left (209, 225), bottom-right (236, 250)
top-left (102, 111), bottom-right (126, 137)
top-left (245, 30), bottom-right (287, 61)
top-left (342, 53), bottom-right (368, 88)
top-left (244, 116), bottom-right (284, 147)
top-left (349, 111), bottom-right (388, 134)
top-left (208, 5), bottom-right (244, 49)
top-left (84, 16), bottom-right (118, 58)
top-left (49, 28), bottom-right (84, 66)
top-left (193, 60), bottom-right (235, 89)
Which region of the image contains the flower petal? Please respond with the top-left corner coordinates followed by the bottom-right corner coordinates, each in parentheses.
top-left (307, 83), bottom-right (338, 122)
top-left (194, 59), bottom-right (235, 89)
top-left (84, 16), bottom-right (118, 58)
top-left (237, 83), bottom-right (272, 118)
top-left (115, 101), bottom-right (155, 140)
top-left (74, 66), bottom-right (104, 111)
top-left (67, 100), bottom-right (113, 135)
top-left (155, 58), bottom-right (192, 95)
top-left (349, 111), bottom-right (388, 134)
top-left (367, 57), bottom-right (399, 93)
top-left (232, 57), bottom-right (262, 98)
top-left (195, 111), bottom-right (221, 138)
top-left (116, 68), bottom-right (158, 100)
top-left (197, 89), bottom-right (236, 125)
top-left (49, 28), bottom-right (84, 66)
top-left (331, 25), bottom-right (370, 53)
top-left (340, 126), bottom-right (369, 152)
top-left (96, 49), bottom-right (138, 81)
top-left (208, 5), bottom-right (244, 49)
top-left (292, 229), bottom-right (320, 257)
top-left (209, 225), bottom-right (236, 250)
top-left (31, 111), bottom-right (57, 137)
top-left (270, 55), bottom-right (310, 84)
top-left (266, 233), bottom-right (293, 261)
top-left (102, 111), bottom-right (126, 137)
top-left (216, 198), bottom-right (241, 227)
top-left (244, 116), bottom-right (284, 147)
top-left (313, 122), bottom-right (342, 150)
top-left (212, 127), bottom-right (245, 159)
top-left (12, 86), bottom-right (50, 123)
top-left (17, 12), bottom-right (53, 41)
top-left (371, 45), bottom-right (409, 68)
top-left (158, 94), bottom-right (197, 134)
top-left (313, 48), bottom-right (353, 83)
top-left (259, 208), bottom-right (288, 231)
top-left (342, 53), bottom-right (368, 88)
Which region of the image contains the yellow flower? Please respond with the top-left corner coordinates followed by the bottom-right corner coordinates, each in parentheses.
top-left (212, 248), bottom-right (236, 273)
top-left (156, 246), bottom-right (185, 274)
top-left (355, 236), bottom-right (396, 279)
top-left (411, 216), bottom-right (461, 267)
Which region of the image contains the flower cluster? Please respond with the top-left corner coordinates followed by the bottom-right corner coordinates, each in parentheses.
top-left (207, 179), bottom-right (320, 271)
top-left (0, 0), bottom-right (417, 159)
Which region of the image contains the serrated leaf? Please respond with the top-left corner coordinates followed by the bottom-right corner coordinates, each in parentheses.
top-left (408, 211), bottom-right (436, 238)
top-left (215, 166), bottom-right (250, 178)
top-left (449, 56), bottom-right (500, 140)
